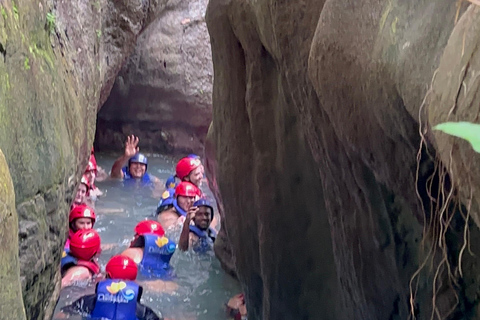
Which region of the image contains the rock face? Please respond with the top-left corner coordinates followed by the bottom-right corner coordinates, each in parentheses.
top-left (0, 149), bottom-right (26, 320)
top-left (204, 123), bottom-right (236, 277)
top-left (0, 0), bottom-right (163, 318)
top-left (96, 0), bottom-right (213, 154)
top-left (206, 0), bottom-right (480, 318)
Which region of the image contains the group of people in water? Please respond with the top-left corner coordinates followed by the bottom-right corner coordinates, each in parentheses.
top-left (57, 135), bottom-right (247, 320)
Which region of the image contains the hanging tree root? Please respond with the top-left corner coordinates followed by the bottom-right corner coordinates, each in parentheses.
top-left (410, 61), bottom-right (477, 319)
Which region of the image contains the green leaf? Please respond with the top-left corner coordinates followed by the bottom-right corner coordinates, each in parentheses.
top-left (433, 121), bottom-right (480, 153)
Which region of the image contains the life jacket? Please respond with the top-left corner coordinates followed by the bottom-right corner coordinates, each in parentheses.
top-left (173, 199), bottom-right (187, 217)
top-left (139, 234), bottom-right (176, 279)
top-left (61, 253), bottom-right (100, 277)
top-left (91, 279), bottom-right (140, 320)
top-left (122, 167), bottom-right (153, 187)
top-left (189, 225), bottom-right (216, 253)
top-left (165, 175), bottom-right (177, 189)
top-left (156, 189), bottom-right (175, 214)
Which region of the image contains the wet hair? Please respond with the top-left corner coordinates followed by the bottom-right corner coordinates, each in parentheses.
top-left (156, 204), bottom-right (174, 215)
top-left (130, 236), bottom-right (146, 248)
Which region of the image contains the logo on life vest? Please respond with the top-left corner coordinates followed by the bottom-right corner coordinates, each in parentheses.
top-left (99, 281), bottom-right (135, 303)
top-left (155, 236), bottom-right (169, 248)
top-left (107, 281), bottom-right (126, 294)
top-left (62, 251), bottom-right (67, 258)
top-left (162, 191), bottom-right (171, 199)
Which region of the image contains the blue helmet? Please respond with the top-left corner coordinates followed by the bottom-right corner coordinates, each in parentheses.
top-left (165, 175), bottom-right (177, 189)
top-left (187, 154), bottom-right (200, 159)
top-left (193, 198), bottom-right (214, 219)
top-left (129, 153), bottom-right (148, 171)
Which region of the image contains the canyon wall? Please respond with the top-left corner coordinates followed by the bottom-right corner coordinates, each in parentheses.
top-left (206, 0), bottom-right (480, 318)
top-left (0, 0), bottom-right (165, 318)
top-left (96, 0), bottom-right (213, 154)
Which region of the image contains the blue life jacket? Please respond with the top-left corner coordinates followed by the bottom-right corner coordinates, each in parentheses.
top-left (61, 253), bottom-right (100, 276)
top-left (91, 279), bottom-right (140, 320)
top-left (122, 167), bottom-right (153, 187)
top-left (156, 188), bottom-right (175, 214)
top-left (61, 252), bottom-right (77, 274)
top-left (189, 225), bottom-right (216, 253)
top-left (165, 175), bottom-right (177, 189)
top-left (173, 199), bottom-right (187, 216)
top-left (139, 234), bottom-right (176, 279)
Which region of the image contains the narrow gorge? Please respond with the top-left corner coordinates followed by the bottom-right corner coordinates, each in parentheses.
top-left (2, 0), bottom-right (480, 319)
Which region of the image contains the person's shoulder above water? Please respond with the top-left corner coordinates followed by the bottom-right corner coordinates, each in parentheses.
top-left (121, 221), bottom-right (178, 283)
top-left (136, 303), bottom-right (164, 320)
top-left (61, 229), bottom-right (102, 288)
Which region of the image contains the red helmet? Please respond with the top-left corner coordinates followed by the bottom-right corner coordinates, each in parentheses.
top-left (134, 220), bottom-right (165, 237)
top-left (69, 204), bottom-right (96, 224)
top-left (175, 181), bottom-right (201, 198)
top-left (175, 157), bottom-right (202, 180)
top-left (69, 229), bottom-right (101, 261)
top-left (85, 154), bottom-right (97, 174)
top-left (106, 255), bottom-right (138, 280)
top-left (80, 175), bottom-right (91, 189)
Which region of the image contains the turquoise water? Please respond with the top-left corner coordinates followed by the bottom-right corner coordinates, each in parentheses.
top-left (53, 153), bottom-right (240, 320)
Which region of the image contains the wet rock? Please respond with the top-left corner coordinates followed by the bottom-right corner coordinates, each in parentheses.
top-left (207, 0), bottom-right (480, 318)
top-left (0, 149), bottom-right (26, 319)
top-left (0, 0), bottom-right (163, 318)
top-left (96, 0), bottom-right (212, 154)
top-left (207, 1), bottom-right (339, 317)
top-left (205, 123), bottom-right (236, 277)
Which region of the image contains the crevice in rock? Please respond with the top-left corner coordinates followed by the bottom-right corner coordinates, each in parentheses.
top-left (0, 42), bottom-right (6, 62)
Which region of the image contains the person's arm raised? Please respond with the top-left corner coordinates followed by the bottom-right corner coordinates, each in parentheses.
top-left (111, 135), bottom-right (139, 179)
top-left (178, 207), bottom-right (197, 251)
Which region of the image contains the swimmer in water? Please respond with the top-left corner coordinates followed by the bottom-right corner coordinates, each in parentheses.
top-left (175, 156), bottom-right (204, 188)
top-left (163, 154), bottom-right (204, 191)
top-left (90, 146), bottom-right (109, 182)
top-left (157, 182), bottom-right (200, 230)
top-left (156, 188), bottom-right (175, 215)
top-left (85, 152), bottom-right (103, 199)
top-left (121, 221), bottom-right (178, 291)
top-left (60, 255), bottom-right (165, 320)
top-left (179, 199), bottom-right (216, 253)
top-left (61, 229), bottom-right (101, 288)
top-left (110, 135), bottom-right (163, 195)
top-left (71, 175), bottom-right (90, 209)
top-left (64, 204), bottom-right (96, 251)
